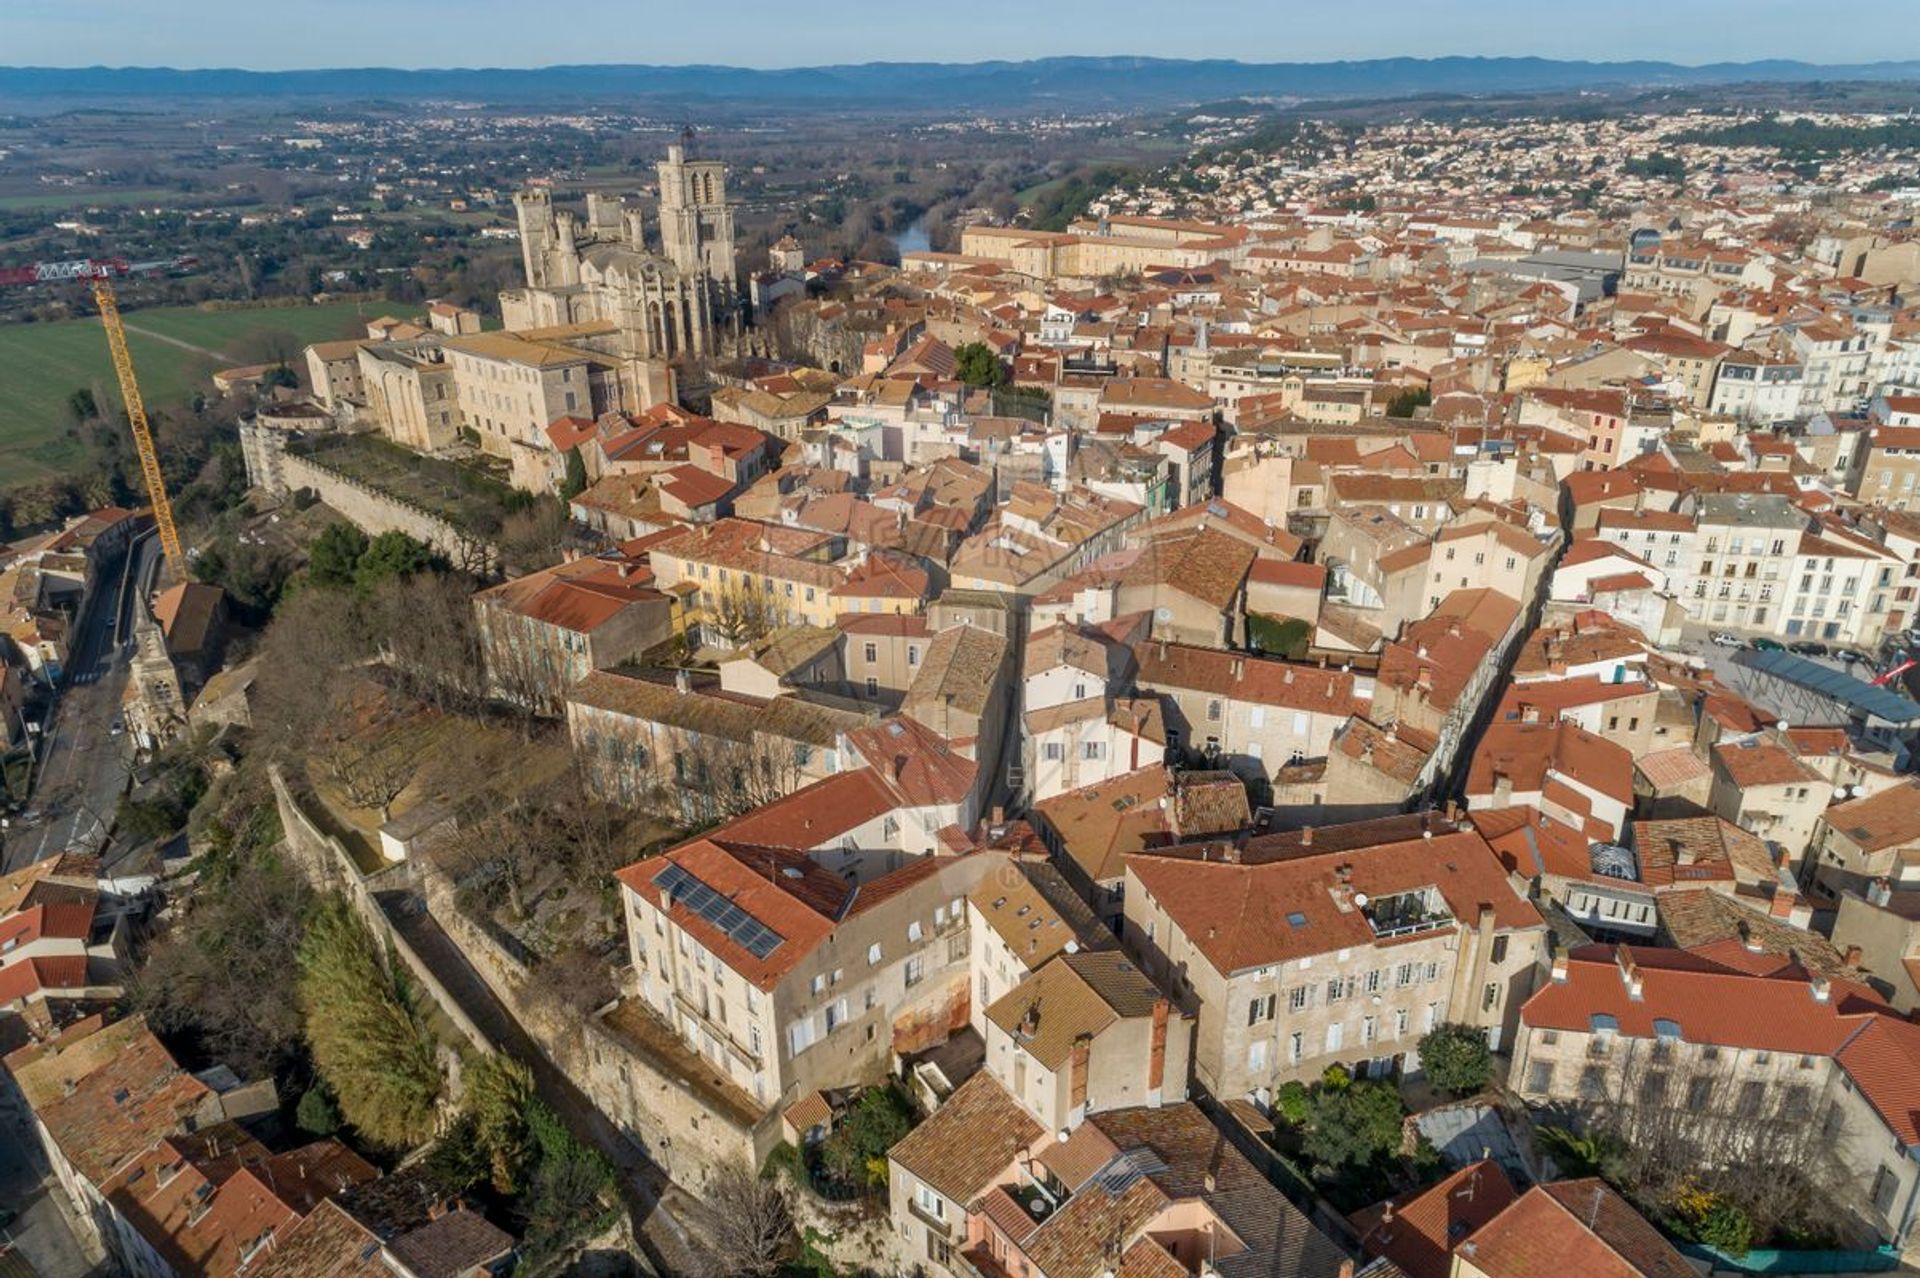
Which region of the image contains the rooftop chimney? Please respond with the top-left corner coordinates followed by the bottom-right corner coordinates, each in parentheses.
top-left (1550, 955), bottom-right (1569, 983)
top-left (1810, 976), bottom-right (1832, 1003)
top-left (1616, 948), bottom-right (1643, 1001)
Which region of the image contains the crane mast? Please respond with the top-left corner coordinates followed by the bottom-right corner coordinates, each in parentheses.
top-left (0, 254), bottom-right (199, 576)
top-left (88, 273), bottom-right (184, 574)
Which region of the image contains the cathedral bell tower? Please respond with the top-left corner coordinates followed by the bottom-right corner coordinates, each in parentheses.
top-left (657, 142), bottom-right (737, 289)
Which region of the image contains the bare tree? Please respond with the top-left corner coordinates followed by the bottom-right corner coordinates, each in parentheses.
top-left (313, 728), bottom-right (419, 822)
top-left (368, 571), bottom-right (487, 715)
top-left (1569, 1041), bottom-right (1866, 1243)
top-left (703, 576), bottom-right (783, 648)
top-left (691, 1163), bottom-right (793, 1278)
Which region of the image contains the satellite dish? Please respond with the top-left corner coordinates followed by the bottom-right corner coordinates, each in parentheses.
top-left (1057, 1129), bottom-right (1071, 1143)
top-left (1834, 786), bottom-right (1850, 800)
top-left (1353, 893), bottom-right (1369, 908)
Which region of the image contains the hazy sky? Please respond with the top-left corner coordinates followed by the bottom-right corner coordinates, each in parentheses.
top-left (10, 0), bottom-right (1920, 70)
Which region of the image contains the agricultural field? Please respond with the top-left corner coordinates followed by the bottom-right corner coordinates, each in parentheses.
top-left (0, 299), bottom-right (379, 487)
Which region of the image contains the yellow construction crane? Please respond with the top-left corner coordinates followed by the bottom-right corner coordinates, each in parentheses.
top-left (90, 275), bottom-right (185, 573)
top-left (0, 255), bottom-right (195, 575)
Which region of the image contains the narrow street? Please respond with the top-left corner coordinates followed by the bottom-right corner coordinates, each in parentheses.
top-left (379, 894), bottom-right (702, 1276)
top-left (0, 1074), bottom-right (108, 1278)
top-left (2, 534), bottom-right (156, 874)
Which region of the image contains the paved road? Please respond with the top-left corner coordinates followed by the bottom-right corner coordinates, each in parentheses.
top-left (3, 533), bottom-right (156, 873)
top-left (120, 322), bottom-right (226, 360)
top-left (381, 895), bottom-right (696, 1276)
top-left (0, 1076), bottom-right (108, 1278)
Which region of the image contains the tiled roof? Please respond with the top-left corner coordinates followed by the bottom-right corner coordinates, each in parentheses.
top-left (1128, 821), bottom-right (1540, 976)
top-left (1468, 720), bottom-right (1635, 807)
top-left (247, 1201), bottom-right (384, 1278)
top-left (887, 1072), bottom-right (1042, 1204)
top-left (1711, 738), bottom-right (1819, 789)
top-left (10, 1015), bottom-right (211, 1185)
top-left (969, 860), bottom-right (1115, 970)
top-left (1821, 779), bottom-right (1920, 853)
top-left (1350, 1160), bottom-right (1518, 1278)
top-left (1462, 1180), bottom-right (1693, 1277)
top-left (984, 951), bottom-right (1163, 1070)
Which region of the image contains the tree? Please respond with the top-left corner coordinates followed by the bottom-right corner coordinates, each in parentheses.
top-left (517, 1100), bottom-right (617, 1274)
top-left (1301, 1078), bottom-right (1405, 1180)
top-left (67, 387), bottom-right (98, 424)
top-left (498, 500), bottom-right (571, 573)
top-left (297, 1087), bottom-right (342, 1136)
top-left (464, 1052), bottom-right (535, 1193)
top-left (131, 828), bottom-right (312, 1078)
top-left (355, 530), bottom-right (442, 590)
top-left (694, 1163), bottom-right (793, 1278)
top-left (296, 896), bottom-right (444, 1149)
top-left (704, 575), bottom-right (783, 648)
top-left (308, 523), bottom-right (370, 590)
top-left (559, 447), bottom-right (588, 501)
top-left (819, 1087), bottom-right (913, 1192)
top-left (1385, 387), bottom-right (1432, 419)
top-left (1419, 1023), bottom-right (1494, 1097)
top-left (954, 341), bottom-right (1007, 389)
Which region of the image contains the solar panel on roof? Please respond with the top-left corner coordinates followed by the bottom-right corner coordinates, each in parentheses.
top-left (653, 863), bottom-right (785, 959)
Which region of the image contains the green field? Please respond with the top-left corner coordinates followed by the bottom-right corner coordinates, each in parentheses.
top-left (0, 187), bottom-right (179, 212)
top-left (0, 300), bottom-right (381, 487)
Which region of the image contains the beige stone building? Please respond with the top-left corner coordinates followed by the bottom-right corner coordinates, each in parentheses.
top-left (1512, 944), bottom-right (1920, 1254)
top-left (616, 839), bottom-right (999, 1113)
top-left (1122, 814), bottom-right (1546, 1101)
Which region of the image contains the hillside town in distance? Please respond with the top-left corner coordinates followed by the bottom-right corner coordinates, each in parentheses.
top-left (17, 79), bottom-right (1920, 1278)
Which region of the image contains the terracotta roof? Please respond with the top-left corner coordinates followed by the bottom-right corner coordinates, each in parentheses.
top-left (887, 1072), bottom-right (1042, 1204)
top-left (1462, 1179), bottom-right (1693, 1278)
top-left (1351, 1160), bottom-right (1518, 1278)
top-left (1711, 738), bottom-right (1818, 789)
top-left (247, 1200), bottom-right (384, 1278)
top-left (1133, 641), bottom-right (1359, 716)
top-left (1821, 780), bottom-right (1920, 853)
top-left (1127, 821), bottom-right (1540, 977)
top-left (985, 951), bottom-right (1164, 1069)
top-left (1468, 720), bottom-right (1635, 807)
top-left (9, 1015), bottom-right (211, 1185)
top-left (969, 860), bottom-right (1116, 969)
top-left (1033, 766), bottom-right (1250, 887)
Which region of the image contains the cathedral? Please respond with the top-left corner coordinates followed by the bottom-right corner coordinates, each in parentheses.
top-left (502, 143), bottom-right (739, 361)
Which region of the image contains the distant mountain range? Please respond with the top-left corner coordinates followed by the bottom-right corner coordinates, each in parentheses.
top-left (6, 56), bottom-right (1920, 109)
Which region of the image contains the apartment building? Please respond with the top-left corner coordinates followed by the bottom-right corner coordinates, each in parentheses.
top-left (885, 1077), bottom-right (1346, 1278)
top-left (1121, 814), bottom-right (1546, 1100)
top-left (1512, 944), bottom-right (1920, 1253)
top-left (1683, 492), bottom-right (1806, 633)
top-left (472, 554), bottom-right (674, 713)
top-left (980, 949), bottom-right (1191, 1132)
top-left (616, 839), bottom-right (999, 1112)
top-left (1807, 779), bottom-right (1920, 901)
top-left (967, 852), bottom-right (1117, 1036)
top-left (1130, 640), bottom-right (1361, 787)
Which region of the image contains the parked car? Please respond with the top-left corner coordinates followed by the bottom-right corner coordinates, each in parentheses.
top-left (1788, 640), bottom-right (1829, 657)
top-left (1709, 631), bottom-right (1744, 648)
top-left (1839, 649), bottom-right (1863, 664)
top-left (1751, 637), bottom-right (1785, 652)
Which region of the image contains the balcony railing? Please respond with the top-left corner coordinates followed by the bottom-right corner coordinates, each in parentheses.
top-left (909, 1198), bottom-right (954, 1239)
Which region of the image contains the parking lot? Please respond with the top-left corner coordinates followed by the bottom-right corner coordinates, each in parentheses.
top-left (1666, 626), bottom-right (1908, 726)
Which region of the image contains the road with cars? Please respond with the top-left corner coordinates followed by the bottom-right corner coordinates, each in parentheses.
top-left (1, 531), bottom-right (160, 874)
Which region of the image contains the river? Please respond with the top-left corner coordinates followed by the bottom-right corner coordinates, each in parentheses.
top-left (894, 215), bottom-right (931, 256)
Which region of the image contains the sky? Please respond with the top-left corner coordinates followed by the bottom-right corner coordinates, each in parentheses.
top-left (9, 0), bottom-right (1920, 71)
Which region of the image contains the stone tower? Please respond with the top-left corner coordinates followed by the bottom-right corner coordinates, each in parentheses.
top-left (513, 188), bottom-right (555, 289)
top-left (657, 143), bottom-right (737, 286)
